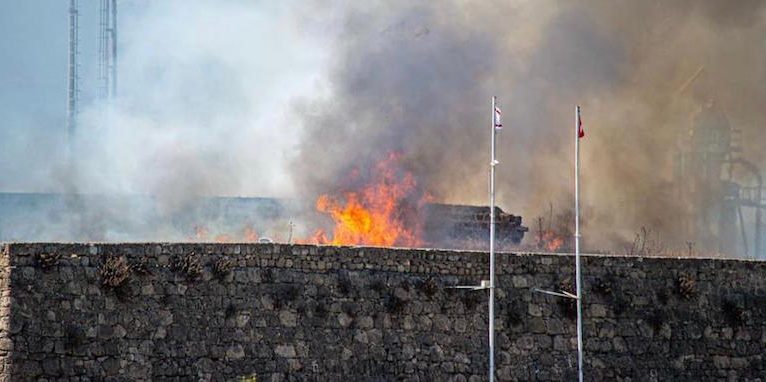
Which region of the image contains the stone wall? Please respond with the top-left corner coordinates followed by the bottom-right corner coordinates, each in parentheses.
top-left (0, 243), bottom-right (764, 381)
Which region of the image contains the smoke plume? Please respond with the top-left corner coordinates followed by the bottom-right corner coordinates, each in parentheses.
top-left (4, 0), bottom-right (328, 241)
top-left (292, 0), bottom-right (766, 253)
top-left (3, 1), bottom-right (766, 254)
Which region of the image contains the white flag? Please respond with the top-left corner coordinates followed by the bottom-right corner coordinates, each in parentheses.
top-left (494, 106), bottom-right (502, 129)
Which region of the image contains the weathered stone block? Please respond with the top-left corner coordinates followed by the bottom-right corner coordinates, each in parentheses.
top-left (226, 344), bottom-right (246, 360)
top-left (275, 344), bottom-right (296, 358)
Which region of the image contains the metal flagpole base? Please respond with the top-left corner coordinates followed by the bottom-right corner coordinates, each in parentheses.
top-left (448, 280), bottom-right (491, 291)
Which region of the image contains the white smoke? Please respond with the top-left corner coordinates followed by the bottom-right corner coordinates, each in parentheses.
top-left (74, 0), bottom-right (330, 204)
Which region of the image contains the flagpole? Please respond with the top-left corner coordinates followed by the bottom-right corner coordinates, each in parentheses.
top-left (575, 105), bottom-right (584, 382)
top-left (488, 96), bottom-right (497, 382)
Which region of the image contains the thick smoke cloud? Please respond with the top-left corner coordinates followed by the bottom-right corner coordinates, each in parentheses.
top-left (20, 0), bottom-right (329, 240)
top-left (293, 0), bottom-right (766, 253)
top-left (4, 1), bottom-right (766, 253)
top-left (75, 0), bottom-right (326, 201)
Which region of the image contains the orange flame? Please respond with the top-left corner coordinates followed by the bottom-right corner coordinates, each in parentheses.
top-left (311, 153), bottom-right (424, 247)
top-left (187, 225), bottom-right (261, 243)
top-left (214, 234), bottom-right (233, 243)
top-left (542, 231), bottom-right (565, 252)
top-left (191, 225), bottom-right (209, 241)
top-left (243, 226), bottom-right (259, 242)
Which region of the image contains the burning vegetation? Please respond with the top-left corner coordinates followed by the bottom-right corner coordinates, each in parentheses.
top-left (296, 152), bottom-right (528, 249)
top-left (188, 225), bottom-right (263, 243)
top-left (307, 153), bottom-right (427, 247)
top-left (531, 207), bottom-right (575, 253)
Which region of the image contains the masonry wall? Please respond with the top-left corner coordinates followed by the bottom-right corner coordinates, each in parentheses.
top-left (0, 243), bottom-right (764, 381)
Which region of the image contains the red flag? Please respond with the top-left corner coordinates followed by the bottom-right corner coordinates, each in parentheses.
top-left (577, 108), bottom-right (584, 138)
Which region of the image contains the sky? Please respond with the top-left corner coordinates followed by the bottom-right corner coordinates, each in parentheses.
top-left (0, 1), bottom-right (76, 191)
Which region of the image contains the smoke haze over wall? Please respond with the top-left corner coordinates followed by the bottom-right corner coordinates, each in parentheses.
top-left (293, 0), bottom-right (766, 252)
top-left (73, 1), bottom-right (328, 204)
top-left (1, 1), bottom-right (330, 240)
top-left (1, 1), bottom-right (765, 252)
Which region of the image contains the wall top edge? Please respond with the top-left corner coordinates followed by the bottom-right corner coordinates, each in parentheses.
top-left (0, 242), bottom-right (762, 263)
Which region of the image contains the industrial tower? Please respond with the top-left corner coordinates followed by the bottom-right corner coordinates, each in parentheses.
top-left (674, 101), bottom-right (765, 258)
top-left (66, 0), bottom-right (79, 156)
top-left (98, 0), bottom-right (118, 100)
top-left (67, 0), bottom-right (118, 155)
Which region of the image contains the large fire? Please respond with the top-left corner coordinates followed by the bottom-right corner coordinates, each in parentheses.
top-left (306, 153), bottom-right (427, 247)
top-left (185, 153), bottom-right (526, 249)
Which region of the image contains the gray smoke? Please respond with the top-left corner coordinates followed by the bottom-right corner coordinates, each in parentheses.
top-left (4, 1), bottom-right (766, 253)
top-left (292, 0), bottom-right (766, 253)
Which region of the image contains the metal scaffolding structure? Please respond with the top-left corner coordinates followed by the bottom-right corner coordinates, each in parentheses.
top-left (66, 0), bottom-right (79, 156)
top-left (673, 103), bottom-right (764, 258)
top-left (98, 0), bottom-right (118, 100)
